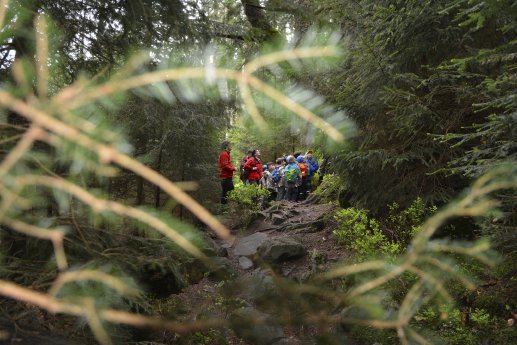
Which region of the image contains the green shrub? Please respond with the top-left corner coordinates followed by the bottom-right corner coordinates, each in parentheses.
top-left (385, 197), bottom-right (438, 247)
top-left (471, 308), bottom-right (491, 326)
top-left (226, 184), bottom-right (270, 230)
top-left (313, 174), bottom-right (342, 203)
top-left (227, 183), bottom-right (270, 208)
top-left (333, 208), bottom-right (401, 257)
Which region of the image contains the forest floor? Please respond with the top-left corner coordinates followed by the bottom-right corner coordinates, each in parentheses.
top-left (152, 198), bottom-right (350, 345)
top-left (5, 197), bottom-right (515, 344)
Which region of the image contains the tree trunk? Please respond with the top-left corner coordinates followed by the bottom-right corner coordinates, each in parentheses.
top-left (7, 0), bottom-right (38, 126)
top-left (154, 146), bottom-right (162, 208)
top-left (107, 177), bottom-right (112, 198)
top-left (240, 0), bottom-right (280, 42)
top-left (179, 150), bottom-right (186, 220)
top-left (136, 175), bottom-right (144, 205)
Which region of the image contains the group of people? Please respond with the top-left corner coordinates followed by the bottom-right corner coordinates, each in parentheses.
top-left (218, 140), bottom-right (320, 204)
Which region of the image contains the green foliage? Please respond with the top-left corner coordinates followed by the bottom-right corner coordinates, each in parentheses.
top-left (225, 183), bottom-right (271, 230)
top-left (313, 0), bottom-right (517, 215)
top-left (227, 183), bottom-right (271, 208)
top-left (309, 248), bottom-right (326, 264)
top-left (190, 328), bottom-right (226, 345)
top-left (385, 197), bottom-right (438, 247)
top-left (1, 1), bottom-right (516, 345)
top-left (333, 208), bottom-right (400, 257)
top-left (55, 263), bottom-right (141, 309)
top-left (313, 173), bottom-right (342, 203)
top-left (414, 302), bottom-right (517, 345)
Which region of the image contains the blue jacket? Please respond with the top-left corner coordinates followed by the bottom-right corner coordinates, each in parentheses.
top-left (307, 157), bottom-right (319, 177)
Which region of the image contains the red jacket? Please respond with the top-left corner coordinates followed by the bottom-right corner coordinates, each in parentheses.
top-left (243, 157), bottom-right (263, 181)
top-left (218, 150), bottom-right (236, 179)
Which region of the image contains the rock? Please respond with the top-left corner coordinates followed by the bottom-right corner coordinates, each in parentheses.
top-left (247, 212), bottom-right (267, 229)
top-left (281, 266), bottom-right (294, 276)
top-left (239, 256), bottom-right (254, 270)
top-left (257, 237), bottom-right (306, 263)
top-left (279, 219), bottom-right (325, 232)
top-left (271, 213), bottom-right (286, 225)
top-left (237, 269), bottom-right (279, 303)
top-left (204, 239), bottom-right (228, 257)
top-left (218, 246), bottom-right (229, 257)
top-left (233, 232), bottom-right (268, 256)
top-left (272, 337), bottom-right (301, 345)
top-left (295, 271), bottom-right (312, 283)
top-left (230, 307), bottom-right (284, 345)
top-left (139, 261), bottom-right (186, 297)
top-left (207, 257), bottom-right (235, 280)
top-left (250, 219), bottom-right (278, 232)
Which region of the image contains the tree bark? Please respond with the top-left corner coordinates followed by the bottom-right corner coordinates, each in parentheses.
top-left (136, 175), bottom-right (144, 205)
top-left (7, 0), bottom-right (38, 126)
top-left (154, 146), bottom-right (163, 208)
top-left (240, 0), bottom-right (280, 42)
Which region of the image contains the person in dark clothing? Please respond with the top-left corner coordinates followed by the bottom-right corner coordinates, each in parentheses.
top-left (218, 140), bottom-right (236, 204)
top-left (318, 156), bottom-right (330, 183)
top-left (240, 149), bottom-right (253, 184)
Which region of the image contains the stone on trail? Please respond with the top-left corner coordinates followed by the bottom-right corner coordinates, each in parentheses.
top-left (257, 237), bottom-right (306, 263)
top-left (271, 213), bottom-right (286, 225)
top-left (233, 232), bottom-right (268, 256)
top-left (230, 307), bottom-right (285, 345)
top-left (207, 257), bottom-right (235, 281)
top-left (236, 269), bottom-right (279, 303)
top-left (239, 256), bottom-right (254, 270)
top-left (272, 337), bottom-right (301, 345)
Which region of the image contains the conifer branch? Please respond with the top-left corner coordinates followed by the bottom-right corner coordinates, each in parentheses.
top-left (35, 14), bottom-right (49, 99)
top-left (0, 90), bottom-right (231, 241)
top-left (2, 216), bottom-right (68, 270)
top-left (49, 270), bottom-right (140, 297)
top-left (13, 175), bottom-right (207, 259)
top-left (0, 279), bottom-right (226, 338)
top-left (0, 0), bottom-right (9, 29)
top-left (0, 125), bottom-right (44, 180)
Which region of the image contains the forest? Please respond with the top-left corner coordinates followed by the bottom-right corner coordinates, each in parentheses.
top-left (0, 0), bottom-right (516, 344)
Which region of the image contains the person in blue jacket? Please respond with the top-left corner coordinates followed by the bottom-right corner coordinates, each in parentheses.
top-left (305, 150), bottom-right (319, 193)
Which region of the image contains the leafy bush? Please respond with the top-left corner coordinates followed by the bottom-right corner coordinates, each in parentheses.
top-left (225, 183), bottom-right (270, 230)
top-left (385, 197), bottom-right (438, 247)
top-left (227, 183), bottom-right (270, 208)
top-left (313, 174), bottom-right (342, 203)
top-left (333, 208), bottom-right (400, 257)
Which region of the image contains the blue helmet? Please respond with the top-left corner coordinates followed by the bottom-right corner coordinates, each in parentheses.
top-left (296, 155), bottom-right (305, 163)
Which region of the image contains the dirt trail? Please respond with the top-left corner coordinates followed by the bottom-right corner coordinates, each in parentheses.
top-left (223, 200), bottom-right (344, 277)
top-left (154, 199), bottom-right (349, 344)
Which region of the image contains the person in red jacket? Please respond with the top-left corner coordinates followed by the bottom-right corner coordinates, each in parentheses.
top-left (243, 149), bottom-right (263, 185)
top-left (218, 140), bottom-right (236, 204)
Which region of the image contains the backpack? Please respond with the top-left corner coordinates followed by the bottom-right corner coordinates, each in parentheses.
top-left (271, 168), bottom-right (282, 183)
top-left (240, 156), bottom-right (249, 181)
top-left (241, 156), bottom-right (250, 180)
top-left (242, 167), bottom-right (250, 180)
top-left (298, 162), bottom-right (308, 178)
top-left (284, 165), bottom-right (298, 183)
